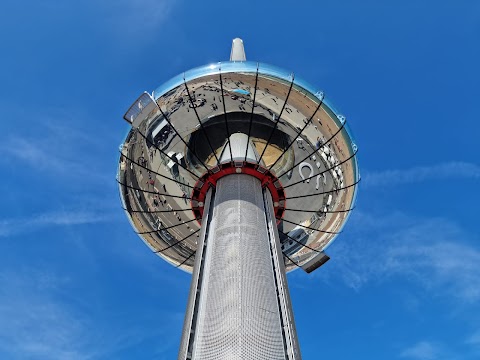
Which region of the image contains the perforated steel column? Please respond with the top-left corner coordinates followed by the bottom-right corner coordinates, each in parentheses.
top-left (178, 133), bottom-right (300, 360)
top-left (192, 174), bottom-right (286, 359)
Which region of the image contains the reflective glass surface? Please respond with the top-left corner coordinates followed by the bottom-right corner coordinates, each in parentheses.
top-left (118, 61), bottom-right (359, 272)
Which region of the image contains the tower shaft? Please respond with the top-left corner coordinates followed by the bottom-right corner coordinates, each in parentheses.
top-left (178, 170), bottom-right (301, 359)
top-left (119, 37), bottom-right (360, 360)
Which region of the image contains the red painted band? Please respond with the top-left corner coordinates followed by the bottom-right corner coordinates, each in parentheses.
top-left (190, 161), bottom-right (286, 225)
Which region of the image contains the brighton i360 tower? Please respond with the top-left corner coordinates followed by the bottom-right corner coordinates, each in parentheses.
top-left (117, 39), bottom-right (359, 359)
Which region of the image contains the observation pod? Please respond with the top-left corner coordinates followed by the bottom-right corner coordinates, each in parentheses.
top-left (117, 39), bottom-right (359, 360)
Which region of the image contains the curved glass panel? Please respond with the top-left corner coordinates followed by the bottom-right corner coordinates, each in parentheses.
top-left (259, 62), bottom-right (294, 83)
top-left (220, 60), bottom-right (258, 75)
top-left (153, 72), bottom-right (185, 100)
top-left (292, 75), bottom-right (324, 102)
top-left (183, 63), bottom-right (222, 84)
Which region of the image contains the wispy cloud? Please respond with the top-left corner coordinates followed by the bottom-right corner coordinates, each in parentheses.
top-left (0, 209), bottom-right (117, 237)
top-left (0, 119), bottom-right (111, 185)
top-left (101, 0), bottom-right (179, 35)
top-left (0, 270), bottom-right (94, 360)
top-left (324, 211), bottom-right (480, 303)
top-left (466, 330), bottom-right (480, 347)
top-left (385, 238), bottom-right (480, 302)
top-left (363, 162), bottom-right (480, 187)
top-left (3, 136), bottom-right (88, 175)
top-left (0, 269), bottom-right (180, 360)
top-left (399, 341), bottom-right (443, 360)
top-left (399, 335), bottom-right (480, 360)
top-left (0, 117), bottom-right (123, 239)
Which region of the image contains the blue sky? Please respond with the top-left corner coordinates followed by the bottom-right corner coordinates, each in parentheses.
top-left (1, 0), bottom-right (479, 359)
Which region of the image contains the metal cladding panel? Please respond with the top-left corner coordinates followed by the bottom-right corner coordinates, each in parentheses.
top-left (230, 38), bottom-right (247, 61)
top-left (219, 132), bottom-right (258, 163)
top-left (192, 174), bottom-right (287, 359)
top-left (178, 190), bottom-right (213, 360)
top-left (264, 192), bottom-right (302, 359)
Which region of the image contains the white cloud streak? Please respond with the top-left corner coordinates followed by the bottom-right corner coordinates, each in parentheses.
top-left (102, 0), bottom-right (178, 35)
top-left (385, 240), bottom-right (480, 302)
top-left (0, 120), bottom-right (111, 185)
top-left (399, 341), bottom-right (442, 360)
top-left (363, 162), bottom-right (480, 187)
top-left (0, 209), bottom-right (116, 237)
top-left (0, 269), bottom-right (180, 360)
top-left (324, 211), bottom-right (480, 303)
top-left (466, 330), bottom-right (480, 347)
top-left (0, 271), bottom-right (94, 360)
